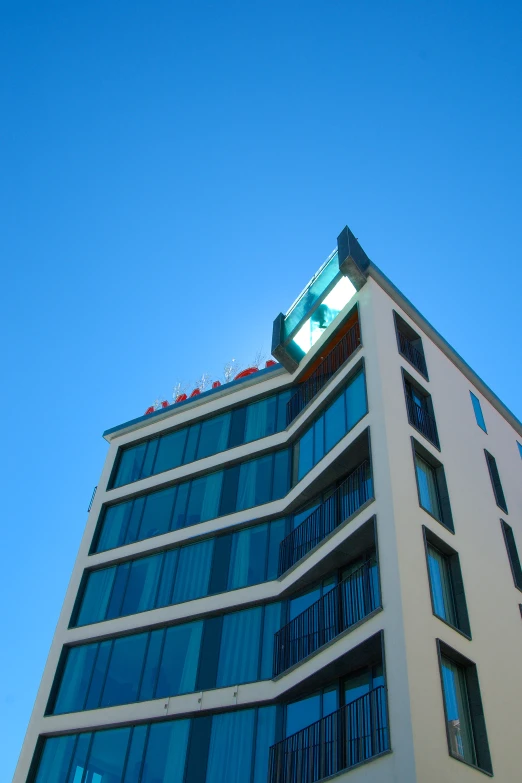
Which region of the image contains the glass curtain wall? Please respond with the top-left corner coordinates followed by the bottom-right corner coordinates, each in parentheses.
top-left (111, 390), bottom-right (291, 489)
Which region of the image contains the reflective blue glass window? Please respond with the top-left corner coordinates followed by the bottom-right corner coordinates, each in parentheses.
top-left (123, 497), bottom-right (145, 546)
top-left (260, 603), bottom-right (282, 679)
top-left (470, 391), bottom-right (487, 433)
top-left (122, 725), bottom-right (147, 783)
top-left (113, 443), bottom-right (147, 488)
top-left (324, 392), bottom-right (346, 453)
top-left (100, 634), bottom-right (148, 708)
top-left (427, 544), bottom-right (457, 625)
top-left (34, 735), bottom-right (77, 783)
top-left (205, 709), bottom-right (255, 783)
top-left (297, 426), bottom-right (314, 481)
top-left (237, 455), bottom-right (273, 511)
top-left (84, 642), bottom-right (111, 710)
top-left (121, 554), bottom-right (163, 616)
top-left (156, 622), bottom-right (203, 697)
top-left (286, 693), bottom-right (321, 736)
top-left (273, 449), bottom-right (291, 500)
top-left (197, 413), bottom-right (231, 459)
top-left (171, 482), bottom-right (189, 530)
top-left (96, 504), bottom-right (131, 552)
top-left (186, 472), bottom-right (223, 526)
top-left (228, 524), bottom-right (268, 589)
top-left (138, 487), bottom-right (176, 540)
top-left (244, 396), bottom-right (277, 442)
top-left (76, 567), bottom-right (115, 626)
top-left (266, 518), bottom-right (287, 579)
top-left (155, 548), bottom-right (179, 607)
top-left (346, 370), bottom-right (367, 429)
top-left (253, 707), bottom-right (277, 783)
top-left (441, 656), bottom-right (477, 764)
top-left (106, 562), bottom-right (131, 620)
top-left (83, 727), bottom-right (130, 783)
top-left (141, 721), bottom-right (190, 783)
top-left (53, 644), bottom-right (98, 714)
top-left (217, 607), bottom-right (262, 686)
top-left (66, 732), bottom-right (91, 783)
top-left (172, 539), bottom-right (213, 603)
top-left (518, 441), bottom-right (522, 459)
top-left (154, 429), bottom-right (187, 474)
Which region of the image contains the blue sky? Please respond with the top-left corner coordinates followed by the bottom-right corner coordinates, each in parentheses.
top-left (1, 1), bottom-right (521, 777)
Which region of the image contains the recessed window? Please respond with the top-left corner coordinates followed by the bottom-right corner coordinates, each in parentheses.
top-left (469, 392), bottom-right (487, 433)
top-left (437, 641), bottom-right (492, 775)
top-left (403, 374), bottom-right (439, 449)
top-left (500, 519), bottom-right (522, 591)
top-left (484, 450), bottom-right (508, 513)
top-left (517, 441), bottom-right (522, 459)
top-left (423, 527), bottom-right (470, 637)
top-left (412, 438), bottom-right (453, 532)
top-left (394, 311), bottom-right (428, 378)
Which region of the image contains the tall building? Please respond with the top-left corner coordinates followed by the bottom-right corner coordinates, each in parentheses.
top-left (15, 227), bottom-right (522, 783)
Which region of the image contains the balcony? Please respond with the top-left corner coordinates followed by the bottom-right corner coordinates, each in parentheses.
top-left (278, 461), bottom-right (373, 576)
top-left (273, 559), bottom-right (380, 676)
top-left (397, 330), bottom-right (427, 378)
top-left (405, 394), bottom-right (440, 449)
top-left (268, 686), bottom-right (389, 783)
top-left (286, 321), bottom-right (361, 426)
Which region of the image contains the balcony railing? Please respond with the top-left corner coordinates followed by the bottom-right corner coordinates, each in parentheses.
top-left (268, 686), bottom-right (389, 783)
top-left (273, 559), bottom-right (379, 676)
top-left (397, 331), bottom-right (427, 377)
top-left (405, 395), bottom-right (440, 448)
top-left (286, 322), bottom-right (361, 425)
top-left (278, 461), bottom-right (372, 576)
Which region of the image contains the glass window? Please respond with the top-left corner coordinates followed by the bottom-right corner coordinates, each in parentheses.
top-left (101, 634), bottom-right (148, 708)
top-left (156, 622), bottom-right (203, 697)
top-left (272, 450), bottom-right (290, 500)
top-left (427, 544), bottom-right (457, 626)
top-left (205, 710), bottom-right (255, 783)
top-left (171, 482), bottom-right (189, 530)
top-left (217, 606), bottom-right (262, 686)
top-left (172, 539), bottom-right (214, 603)
top-left (114, 443), bottom-right (147, 488)
top-left (183, 424), bottom-right (201, 464)
top-left (197, 413), bottom-right (231, 459)
top-left (120, 555), bottom-right (163, 616)
top-left (65, 732), bottom-right (91, 783)
top-left (517, 441), bottom-right (522, 459)
top-left (346, 370), bottom-right (367, 429)
top-left (138, 487), bottom-right (176, 540)
top-left (84, 642), bottom-right (111, 710)
top-left (228, 524), bottom-right (268, 589)
top-left (83, 726), bottom-right (130, 782)
top-left (141, 721), bottom-right (190, 783)
top-left (186, 472), bottom-right (223, 526)
top-left (34, 735), bottom-right (77, 783)
top-left (76, 568), bottom-right (116, 626)
top-left (266, 518), bottom-right (287, 579)
top-left (289, 585), bottom-right (321, 620)
top-left (253, 706), bottom-right (277, 783)
top-left (244, 396), bottom-right (277, 442)
top-left (441, 656), bottom-right (476, 765)
top-left (154, 429), bottom-right (187, 474)
top-left (54, 644), bottom-right (98, 714)
top-left (139, 630), bottom-right (164, 702)
top-left (96, 503), bottom-right (132, 552)
top-left (286, 693), bottom-right (321, 736)
top-left (470, 391), bottom-right (487, 433)
top-left (297, 426), bottom-right (314, 482)
top-left (155, 549), bottom-right (178, 608)
top-left (122, 726), bottom-right (147, 783)
top-left (237, 455), bottom-right (273, 511)
top-left (313, 414), bottom-right (325, 464)
top-left (276, 390), bottom-right (291, 432)
top-left (260, 603), bottom-right (282, 679)
top-left (415, 453), bottom-right (441, 519)
top-left (324, 392), bottom-right (346, 453)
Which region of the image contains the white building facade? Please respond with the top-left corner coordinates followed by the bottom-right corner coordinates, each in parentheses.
top-left (15, 227), bottom-right (522, 783)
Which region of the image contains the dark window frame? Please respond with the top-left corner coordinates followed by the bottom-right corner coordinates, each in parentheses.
top-left (484, 450), bottom-right (508, 514)
top-left (500, 519), bottom-right (522, 592)
top-left (436, 640), bottom-right (493, 776)
top-left (393, 311), bottom-right (429, 380)
top-left (411, 437), bottom-right (453, 532)
top-left (402, 369), bottom-right (440, 450)
top-left (422, 526), bottom-right (470, 638)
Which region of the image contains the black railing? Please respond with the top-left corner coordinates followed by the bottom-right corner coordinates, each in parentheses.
top-left (405, 395), bottom-right (440, 448)
top-left (268, 686), bottom-right (389, 783)
top-left (87, 485), bottom-right (98, 513)
top-left (278, 461), bottom-right (372, 576)
top-left (273, 559), bottom-right (379, 676)
top-left (287, 322), bottom-right (361, 425)
top-left (398, 331), bottom-right (428, 377)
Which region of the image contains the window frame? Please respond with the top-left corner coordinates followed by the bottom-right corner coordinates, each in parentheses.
top-left (422, 526), bottom-right (471, 638)
top-left (393, 310), bottom-right (429, 380)
top-left (436, 640), bottom-right (493, 776)
top-left (500, 519), bottom-right (522, 592)
top-left (411, 437), bottom-right (454, 532)
top-left (484, 450), bottom-right (508, 514)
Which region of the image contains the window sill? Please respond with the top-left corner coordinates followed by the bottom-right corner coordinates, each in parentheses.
top-left (419, 504), bottom-right (454, 535)
top-left (448, 751), bottom-right (493, 777)
top-left (433, 612), bottom-right (471, 641)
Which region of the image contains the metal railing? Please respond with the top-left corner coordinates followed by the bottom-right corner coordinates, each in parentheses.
top-left (397, 331), bottom-right (427, 376)
top-left (268, 686), bottom-right (389, 783)
top-left (87, 486), bottom-right (97, 513)
top-left (278, 461), bottom-right (372, 576)
top-left (405, 395), bottom-right (440, 448)
top-left (273, 559), bottom-right (379, 676)
top-left (286, 322), bottom-right (361, 425)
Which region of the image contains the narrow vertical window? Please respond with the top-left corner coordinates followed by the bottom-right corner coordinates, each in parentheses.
top-left (427, 545), bottom-right (457, 625)
top-left (517, 441), bottom-right (522, 459)
top-left (412, 439), bottom-right (453, 532)
top-left (469, 391), bottom-right (487, 432)
top-left (484, 450), bottom-right (508, 513)
top-left (415, 454), bottom-right (441, 520)
top-left (500, 520), bottom-right (522, 590)
top-left (440, 656), bottom-right (476, 765)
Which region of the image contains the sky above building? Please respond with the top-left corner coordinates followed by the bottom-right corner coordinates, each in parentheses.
top-left (1, 1), bottom-right (521, 778)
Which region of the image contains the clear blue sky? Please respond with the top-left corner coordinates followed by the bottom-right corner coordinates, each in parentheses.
top-left (1, 1), bottom-right (521, 778)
